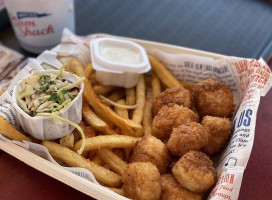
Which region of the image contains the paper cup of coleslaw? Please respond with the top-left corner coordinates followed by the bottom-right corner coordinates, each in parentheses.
top-left (12, 70), bottom-right (84, 140)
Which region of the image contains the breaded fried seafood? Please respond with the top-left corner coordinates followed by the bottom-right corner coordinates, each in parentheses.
top-left (167, 122), bottom-right (209, 157)
top-left (122, 162), bottom-right (161, 200)
top-left (172, 151), bottom-right (216, 193)
top-left (193, 79), bottom-right (233, 117)
top-left (152, 104), bottom-right (199, 141)
top-left (153, 86), bottom-right (191, 115)
top-left (130, 135), bottom-right (171, 174)
top-left (161, 174), bottom-right (203, 200)
top-left (201, 116), bottom-right (232, 155)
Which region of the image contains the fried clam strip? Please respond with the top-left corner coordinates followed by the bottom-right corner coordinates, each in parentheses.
top-left (42, 140), bottom-right (121, 187)
top-left (70, 59), bottom-right (144, 137)
top-left (148, 55), bottom-right (181, 88)
top-left (0, 116), bottom-right (32, 142)
top-left (132, 75), bottom-right (146, 124)
top-left (82, 97), bottom-right (116, 135)
top-left (74, 135), bottom-right (141, 152)
top-left (98, 148), bottom-right (128, 176)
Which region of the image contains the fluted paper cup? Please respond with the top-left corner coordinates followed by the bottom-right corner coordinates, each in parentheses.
top-left (12, 70), bottom-right (83, 140)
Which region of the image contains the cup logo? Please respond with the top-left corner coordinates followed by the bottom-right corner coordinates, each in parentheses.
top-left (9, 12), bottom-right (55, 38)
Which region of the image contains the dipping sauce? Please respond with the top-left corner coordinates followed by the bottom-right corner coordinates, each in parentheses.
top-left (99, 43), bottom-right (142, 65)
top-left (91, 38), bottom-right (151, 88)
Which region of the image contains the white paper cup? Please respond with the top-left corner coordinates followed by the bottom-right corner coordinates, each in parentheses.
top-left (4, 0), bottom-right (75, 54)
top-left (12, 70), bottom-right (83, 140)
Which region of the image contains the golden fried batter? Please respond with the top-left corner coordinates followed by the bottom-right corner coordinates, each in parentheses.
top-left (130, 136), bottom-right (171, 174)
top-left (167, 122), bottom-right (209, 157)
top-left (193, 79), bottom-right (233, 117)
top-left (161, 174), bottom-right (203, 200)
top-left (172, 151), bottom-right (216, 193)
top-left (152, 104), bottom-right (199, 141)
top-left (153, 87), bottom-right (191, 115)
top-left (201, 116), bottom-right (232, 155)
top-left (122, 162), bottom-right (161, 200)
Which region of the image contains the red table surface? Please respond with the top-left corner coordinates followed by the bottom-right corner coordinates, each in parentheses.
top-left (0, 92), bottom-right (272, 200)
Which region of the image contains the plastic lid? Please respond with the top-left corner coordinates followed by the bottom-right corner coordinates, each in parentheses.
top-left (90, 38), bottom-right (151, 74)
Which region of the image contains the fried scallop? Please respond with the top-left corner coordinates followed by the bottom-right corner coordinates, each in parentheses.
top-left (152, 104), bottom-right (199, 141)
top-left (172, 151), bottom-right (217, 193)
top-left (193, 79), bottom-right (233, 117)
top-left (161, 174), bottom-right (203, 200)
top-left (201, 116), bottom-right (232, 155)
top-left (153, 86), bottom-right (191, 115)
top-left (167, 122), bottom-right (209, 157)
top-left (122, 162), bottom-right (161, 200)
top-left (130, 135), bottom-right (171, 174)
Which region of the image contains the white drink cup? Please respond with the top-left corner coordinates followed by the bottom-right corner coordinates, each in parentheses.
top-left (4, 0), bottom-right (75, 54)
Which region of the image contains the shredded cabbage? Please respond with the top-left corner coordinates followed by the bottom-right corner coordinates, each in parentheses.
top-left (99, 95), bottom-right (139, 109)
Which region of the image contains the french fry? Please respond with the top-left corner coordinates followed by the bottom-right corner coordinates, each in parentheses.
top-left (70, 59), bottom-right (144, 137)
top-left (93, 84), bottom-right (115, 96)
top-left (82, 97), bottom-right (115, 135)
top-left (144, 76), bottom-right (152, 87)
top-left (125, 87), bottom-right (136, 106)
top-left (113, 148), bottom-right (126, 161)
top-left (82, 97), bottom-right (107, 130)
top-left (180, 82), bottom-right (194, 92)
top-left (0, 84), bottom-right (8, 96)
top-left (114, 99), bottom-right (129, 119)
top-left (84, 62), bottom-right (94, 78)
top-left (125, 148), bottom-right (132, 162)
top-left (98, 148), bottom-right (128, 176)
top-left (75, 121), bottom-right (96, 138)
top-left (148, 55), bottom-right (181, 88)
top-left (115, 99), bottom-right (133, 135)
top-left (132, 75), bottom-right (145, 124)
top-left (89, 74), bottom-right (98, 85)
top-left (42, 140), bottom-right (121, 187)
top-left (60, 133), bottom-right (74, 148)
top-left (152, 73), bottom-right (161, 100)
top-left (0, 116), bottom-right (32, 142)
top-left (92, 154), bottom-right (104, 166)
top-left (73, 135), bottom-right (141, 152)
top-left (88, 150), bottom-right (97, 160)
top-left (85, 126), bottom-right (96, 138)
top-left (114, 127), bottom-right (121, 135)
top-left (108, 89), bottom-right (125, 102)
top-left (143, 98), bottom-right (153, 135)
top-left (81, 150), bottom-right (89, 158)
top-left (107, 187), bottom-right (124, 196)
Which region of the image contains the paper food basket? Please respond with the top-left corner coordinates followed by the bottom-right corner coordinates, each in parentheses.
top-left (0, 30), bottom-right (271, 200)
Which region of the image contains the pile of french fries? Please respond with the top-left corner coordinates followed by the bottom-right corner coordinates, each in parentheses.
top-left (0, 55), bottom-right (193, 197)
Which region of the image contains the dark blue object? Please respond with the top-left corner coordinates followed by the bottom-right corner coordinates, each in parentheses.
top-left (17, 12), bottom-right (51, 19)
top-left (75, 0), bottom-right (272, 60)
top-left (0, 8), bottom-right (10, 32)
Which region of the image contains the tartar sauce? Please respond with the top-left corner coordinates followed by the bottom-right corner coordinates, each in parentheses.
top-left (100, 43), bottom-right (141, 65)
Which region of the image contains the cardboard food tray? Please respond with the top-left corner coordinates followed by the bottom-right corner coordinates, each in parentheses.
top-left (0, 35), bottom-right (270, 200)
